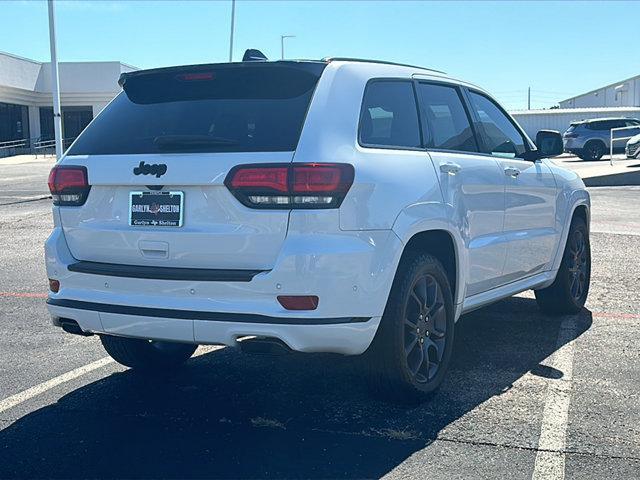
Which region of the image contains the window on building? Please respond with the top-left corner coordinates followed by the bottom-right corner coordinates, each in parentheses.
top-left (417, 83), bottom-right (478, 153)
top-left (359, 81), bottom-right (421, 149)
top-left (468, 91), bottom-right (527, 158)
top-left (40, 106), bottom-right (93, 147)
top-left (0, 102), bottom-right (29, 143)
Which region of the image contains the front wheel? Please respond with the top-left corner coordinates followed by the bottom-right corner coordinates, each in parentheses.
top-left (580, 141), bottom-right (605, 161)
top-left (535, 216), bottom-right (590, 315)
top-left (367, 254), bottom-right (455, 403)
top-left (100, 335), bottom-right (197, 371)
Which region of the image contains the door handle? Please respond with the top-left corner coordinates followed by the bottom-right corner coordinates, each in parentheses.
top-left (504, 166), bottom-right (521, 177)
top-left (440, 162), bottom-right (461, 175)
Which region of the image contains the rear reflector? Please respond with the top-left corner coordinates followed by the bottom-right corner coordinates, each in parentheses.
top-left (277, 295), bottom-right (319, 311)
top-left (225, 163), bottom-right (354, 209)
top-left (48, 279), bottom-right (60, 293)
top-left (48, 166), bottom-right (90, 206)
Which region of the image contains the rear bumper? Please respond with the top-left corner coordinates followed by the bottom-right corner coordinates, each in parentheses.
top-left (45, 213), bottom-right (401, 354)
top-left (47, 298), bottom-right (380, 355)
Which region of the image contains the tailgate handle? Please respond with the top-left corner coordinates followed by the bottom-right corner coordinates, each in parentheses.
top-left (138, 241), bottom-right (169, 259)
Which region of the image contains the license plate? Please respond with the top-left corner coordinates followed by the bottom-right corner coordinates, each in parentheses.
top-left (129, 191), bottom-right (184, 227)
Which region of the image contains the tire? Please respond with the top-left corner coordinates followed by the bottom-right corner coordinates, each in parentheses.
top-left (535, 216), bottom-right (590, 315)
top-left (367, 253), bottom-right (455, 403)
top-left (581, 141), bottom-right (605, 161)
top-left (100, 334), bottom-right (197, 371)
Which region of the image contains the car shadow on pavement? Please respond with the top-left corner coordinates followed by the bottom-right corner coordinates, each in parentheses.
top-left (0, 296), bottom-right (592, 479)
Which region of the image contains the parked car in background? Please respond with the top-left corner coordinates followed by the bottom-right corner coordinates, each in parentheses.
top-left (626, 133), bottom-right (640, 159)
top-left (563, 117), bottom-right (640, 160)
top-left (45, 54), bottom-right (591, 402)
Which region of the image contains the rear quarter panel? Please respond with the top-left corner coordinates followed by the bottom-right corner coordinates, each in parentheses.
top-left (293, 62), bottom-right (449, 231)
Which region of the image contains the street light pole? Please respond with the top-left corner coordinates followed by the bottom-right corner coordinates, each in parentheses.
top-left (47, 0), bottom-right (63, 159)
top-left (280, 35), bottom-right (295, 60)
top-left (228, 0), bottom-right (235, 62)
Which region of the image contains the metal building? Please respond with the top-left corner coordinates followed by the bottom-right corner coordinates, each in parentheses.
top-left (511, 107), bottom-right (640, 140)
top-left (559, 74), bottom-right (640, 109)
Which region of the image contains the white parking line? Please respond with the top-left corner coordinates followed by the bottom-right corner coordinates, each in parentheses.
top-left (0, 357), bottom-right (114, 415)
top-left (0, 345), bottom-right (224, 415)
top-left (532, 318), bottom-right (577, 480)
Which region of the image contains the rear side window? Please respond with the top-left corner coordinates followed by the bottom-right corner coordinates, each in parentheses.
top-left (468, 91), bottom-right (527, 158)
top-left (588, 120), bottom-right (625, 131)
top-left (359, 81), bottom-right (421, 149)
top-left (417, 83), bottom-right (478, 153)
top-left (67, 63), bottom-right (325, 155)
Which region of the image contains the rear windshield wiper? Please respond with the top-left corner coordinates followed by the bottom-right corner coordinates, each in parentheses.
top-left (154, 135), bottom-right (239, 150)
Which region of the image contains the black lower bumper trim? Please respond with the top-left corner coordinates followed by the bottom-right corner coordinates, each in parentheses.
top-left (47, 298), bottom-right (370, 325)
top-left (67, 261), bottom-right (265, 282)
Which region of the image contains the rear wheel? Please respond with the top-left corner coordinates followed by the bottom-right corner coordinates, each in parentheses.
top-left (535, 216), bottom-right (590, 315)
top-left (579, 141), bottom-right (605, 161)
top-left (367, 254), bottom-right (454, 403)
top-left (100, 335), bottom-right (197, 371)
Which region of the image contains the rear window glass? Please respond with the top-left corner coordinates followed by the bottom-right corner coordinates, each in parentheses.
top-left (67, 63), bottom-right (325, 155)
top-left (359, 81), bottom-right (421, 149)
top-left (417, 83), bottom-right (478, 152)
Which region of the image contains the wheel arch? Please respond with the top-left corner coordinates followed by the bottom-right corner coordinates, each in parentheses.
top-left (572, 203), bottom-right (590, 231)
top-left (549, 198), bottom-right (591, 275)
top-left (392, 228), bottom-right (463, 314)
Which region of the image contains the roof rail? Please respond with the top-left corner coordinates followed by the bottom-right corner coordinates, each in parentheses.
top-left (321, 57), bottom-right (446, 75)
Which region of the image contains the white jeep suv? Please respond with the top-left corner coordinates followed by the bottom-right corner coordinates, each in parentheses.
top-left (45, 56), bottom-right (591, 401)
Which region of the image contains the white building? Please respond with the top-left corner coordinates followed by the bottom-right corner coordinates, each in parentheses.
top-left (559, 74), bottom-right (640, 109)
top-left (0, 50), bottom-right (135, 149)
top-left (511, 107), bottom-right (640, 140)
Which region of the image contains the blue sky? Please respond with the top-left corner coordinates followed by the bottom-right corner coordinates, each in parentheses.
top-left (2, 0), bottom-right (638, 110)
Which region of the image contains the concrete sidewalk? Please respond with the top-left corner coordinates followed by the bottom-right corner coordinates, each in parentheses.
top-left (552, 154), bottom-right (640, 186)
top-left (0, 154), bottom-right (56, 167)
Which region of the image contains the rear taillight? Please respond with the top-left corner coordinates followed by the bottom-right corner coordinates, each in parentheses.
top-left (48, 165), bottom-right (90, 206)
top-left (564, 133), bottom-right (578, 139)
top-left (225, 163), bottom-right (354, 209)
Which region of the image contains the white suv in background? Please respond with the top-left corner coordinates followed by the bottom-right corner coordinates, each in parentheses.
top-left (46, 55), bottom-right (591, 402)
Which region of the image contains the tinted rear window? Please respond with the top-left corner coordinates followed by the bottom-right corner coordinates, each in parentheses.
top-left (67, 63), bottom-right (325, 155)
top-left (587, 120), bottom-right (625, 131)
top-left (359, 81), bottom-right (421, 149)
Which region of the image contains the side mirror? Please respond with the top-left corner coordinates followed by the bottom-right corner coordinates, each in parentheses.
top-left (535, 130), bottom-right (563, 158)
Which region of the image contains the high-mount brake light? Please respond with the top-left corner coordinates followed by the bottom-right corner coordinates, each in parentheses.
top-left (225, 163), bottom-right (354, 209)
top-left (176, 72), bottom-right (215, 82)
top-left (48, 166), bottom-right (90, 206)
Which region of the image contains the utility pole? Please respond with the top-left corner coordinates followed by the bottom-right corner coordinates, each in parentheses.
top-left (47, 0), bottom-right (63, 159)
top-left (228, 0), bottom-right (235, 62)
top-left (527, 86), bottom-right (531, 110)
top-left (280, 35), bottom-right (295, 60)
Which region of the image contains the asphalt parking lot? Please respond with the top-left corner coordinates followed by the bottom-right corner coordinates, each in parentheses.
top-left (0, 156), bottom-right (639, 479)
